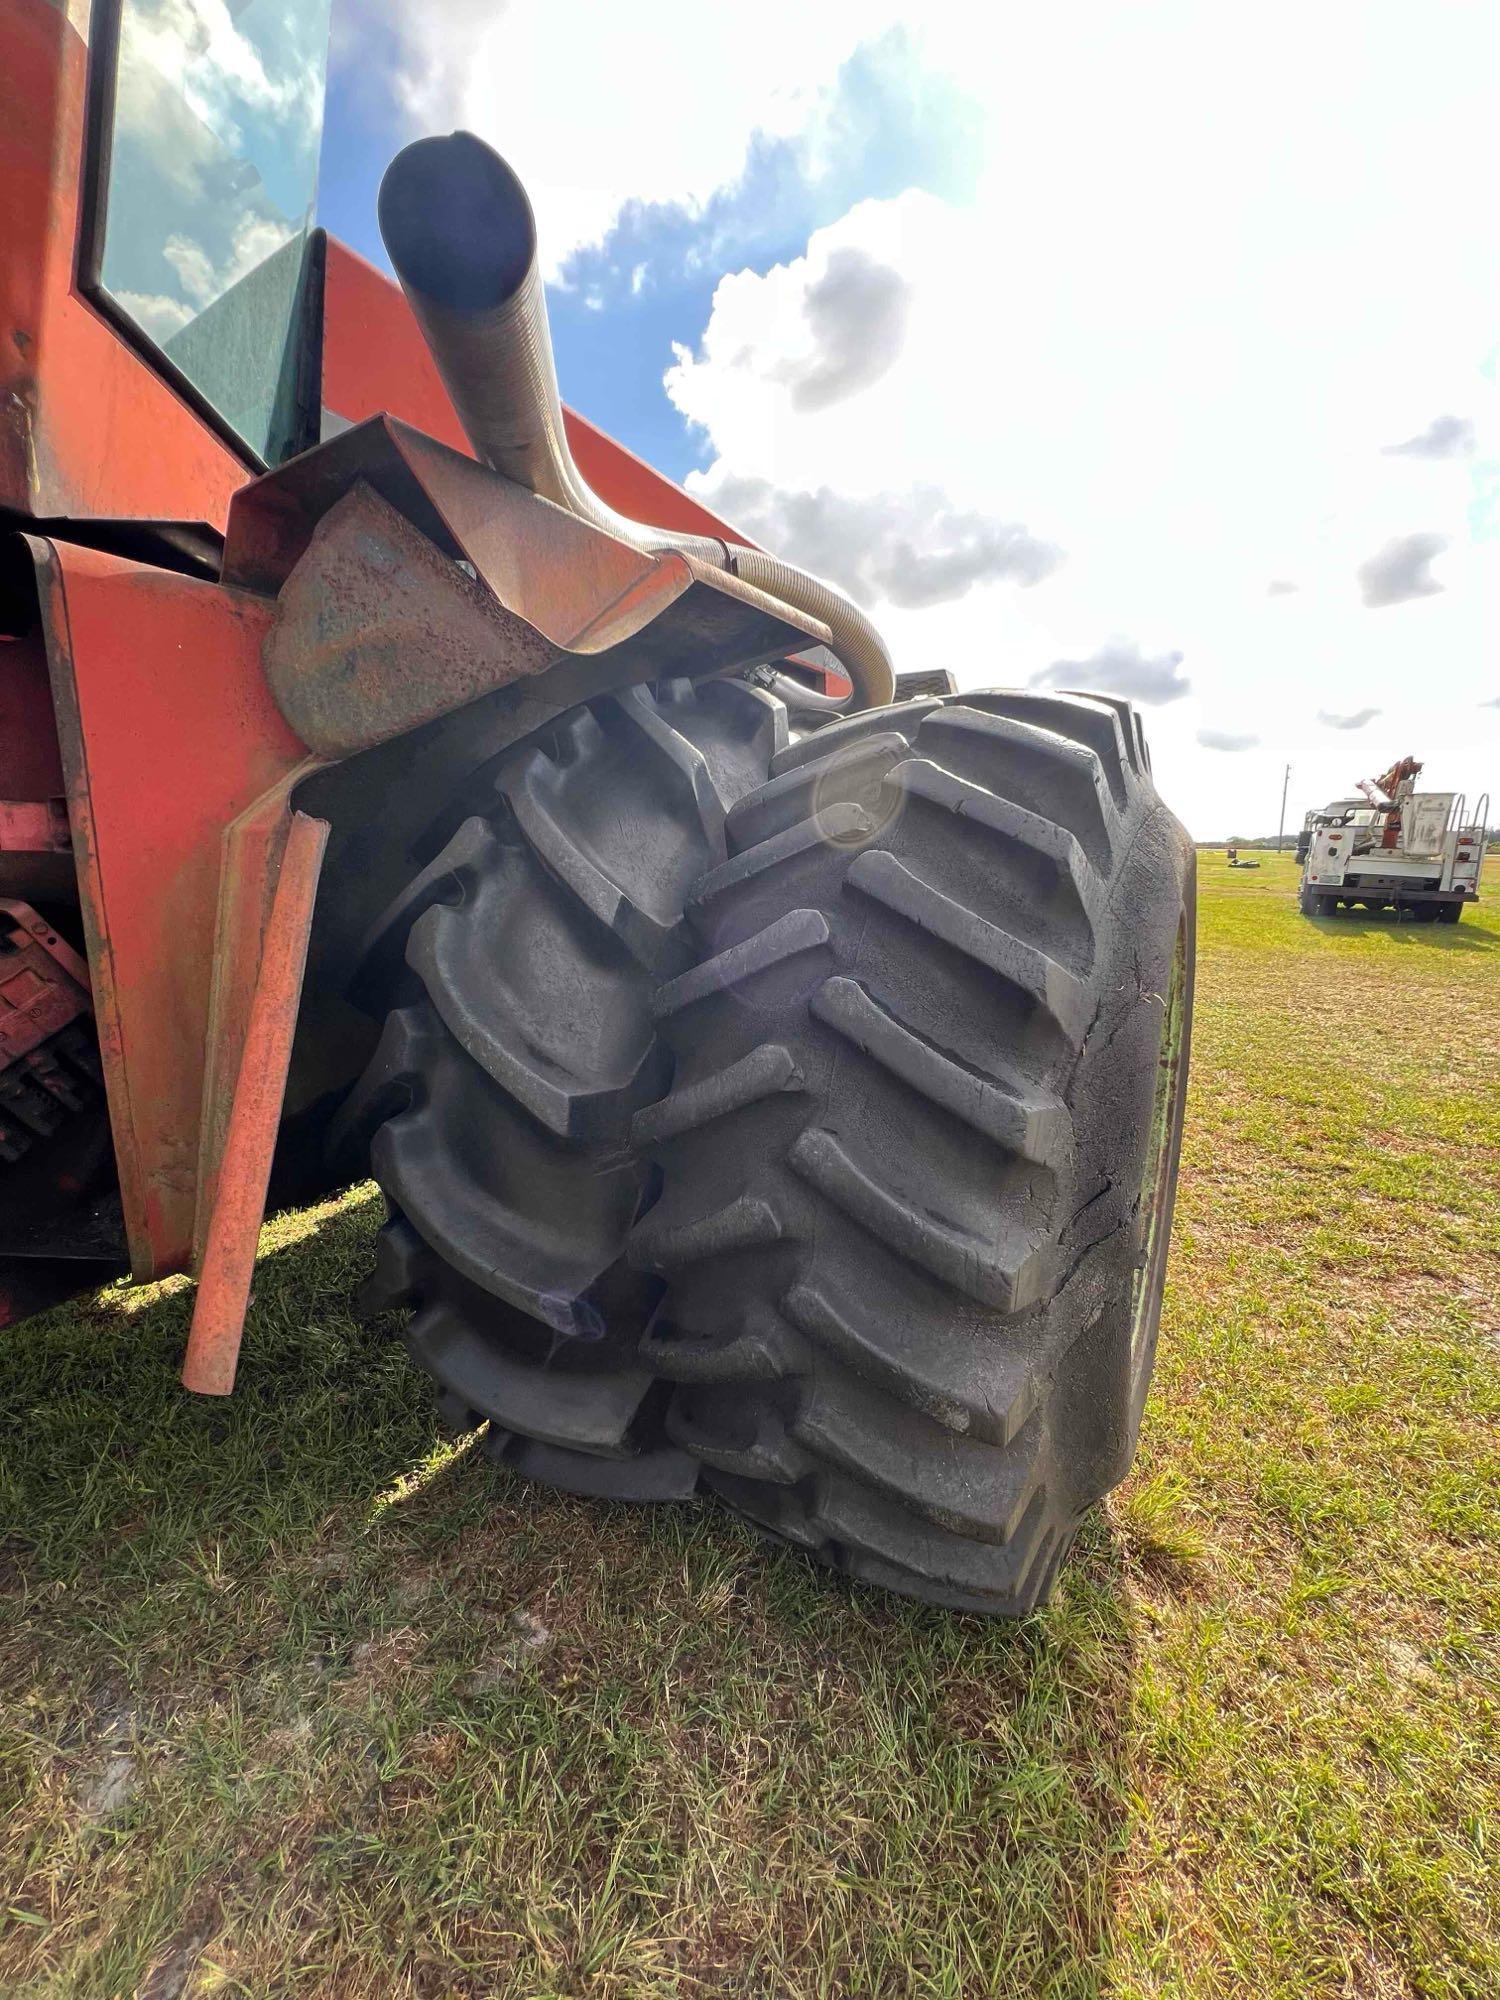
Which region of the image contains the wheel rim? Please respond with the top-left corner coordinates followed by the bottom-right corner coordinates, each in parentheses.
top-left (1130, 915), bottom-right (1188, 1359)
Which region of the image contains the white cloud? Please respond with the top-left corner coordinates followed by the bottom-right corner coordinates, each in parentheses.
top-left (1357, 532), bottom-right (1449, 608)
top-left (347, 0), bottom-right (907, 276)
top-left (112, 289), bottom-right (195, 340)
top-left (163, 233), bottom-right (217, 307)
top-left (1198, 729), bottom-right (1260, 752)
top-left (700, 473), bottom-right (1061, 608)
top-left (118, 0), bottom-right (322, 167)
top-left (666, 192), bottom-right (965, 474)
top-left (1318, 709), bottom-right (1382, 731)
top-left (1383, 413), bottom-right (1476, 460)
top-left (162, 211), bottom-right (296, 313)
top-left (776, 248), bottom-right (913, 411)
top-left (1033, 641), bottom-right (1190, 707)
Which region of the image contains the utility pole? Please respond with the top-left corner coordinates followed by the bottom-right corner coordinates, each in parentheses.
top-left (1276, 763), bottom-right (1291, 854)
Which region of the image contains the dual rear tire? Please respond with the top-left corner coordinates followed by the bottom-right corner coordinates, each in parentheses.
top-left (341, 682), bottom-right (1195, 1614)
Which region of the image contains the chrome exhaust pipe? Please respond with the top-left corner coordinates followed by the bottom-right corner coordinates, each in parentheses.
top-left (377, 131), bottom-right (894, 710)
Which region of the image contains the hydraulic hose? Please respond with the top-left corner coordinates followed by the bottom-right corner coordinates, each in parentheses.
top-left (751, 667), bottom-right (858, 714)
top-left (377, 132), bottom-right (894, 711)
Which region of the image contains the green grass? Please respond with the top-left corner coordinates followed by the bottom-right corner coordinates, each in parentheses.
top-left (2, 853), bottom-right (1496, 1998)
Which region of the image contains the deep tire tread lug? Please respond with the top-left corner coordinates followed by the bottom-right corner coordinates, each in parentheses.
top-left (652, 910), bottom-right (831, 1021)
top-left (726, 734), bottom-right (911, 853)
top-left (887, 756), bottom-right (1098, 922)
top-left (781, 1280), bottom-right (1036, 1443)
top-left (811, 976), bottom-right (1070, 1165)
top-left (847, 850), bottom-right (1092, 1045)
top-left (788, 1126), bottom-right (1051, 1311)
top-left (691, 805), bottom-right (875, 918)
top-left (632, 1044), bottom-right (805, 1148)
top-left (630, 1192), bottom-right (786, 1274)
top-left (347, 680), bottom-right (789, 1503)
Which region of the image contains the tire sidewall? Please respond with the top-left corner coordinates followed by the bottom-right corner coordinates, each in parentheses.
top-left (1049, 804), bottom-right (1196, 1510)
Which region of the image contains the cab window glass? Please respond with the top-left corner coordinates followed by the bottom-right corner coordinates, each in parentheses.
top-left (94, 0), bottom-right (332, 463)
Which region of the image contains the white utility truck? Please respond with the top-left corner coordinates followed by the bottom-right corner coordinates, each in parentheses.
top-left (1296, 757), bottom-right (1489, 923)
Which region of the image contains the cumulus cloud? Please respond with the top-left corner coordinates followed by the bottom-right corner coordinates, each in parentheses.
top-left (666, 189), bottom-right (960, 456)
top-left (1318, 708), bottom-right (1381, 730)
top-left (1382, 413), bottom-right (1476, 459)
top-left (116, 0), bottom-right (323, 181)
top-left (706, 474), bottom-right (1063, 609)
top-left (1033, 640), bottom-right (1190, 706)
top-left (113, 290), bottom-right (195, 340)
top-left (1357, 532), bottom-right (1449, 607)
top-left (161, 212), bottom-right (295, 313)
top-left (774, 247), bottom-right (913, 410)
top-left (337, 3), bottom-right (925, 274)
top-left (332, 0), bottom-right (499, 136)
top-left (1198, 728), bottom-right (1260, 751)
top-left (162, 234), bottom-right (217, 308)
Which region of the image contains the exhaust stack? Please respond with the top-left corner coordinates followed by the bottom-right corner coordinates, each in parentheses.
top-left (378, 132), bottom-right (894, 710)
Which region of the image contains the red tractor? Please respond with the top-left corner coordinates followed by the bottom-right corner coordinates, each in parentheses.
top-left (0, 0), bottom-right (1194, 1614)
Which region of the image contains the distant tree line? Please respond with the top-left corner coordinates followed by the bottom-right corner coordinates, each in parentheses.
top-left (1198, 829), bottom-right (1500, 851)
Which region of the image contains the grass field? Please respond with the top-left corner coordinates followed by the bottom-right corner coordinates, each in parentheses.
top-left (2, 852), bottom-right (1496, 1998)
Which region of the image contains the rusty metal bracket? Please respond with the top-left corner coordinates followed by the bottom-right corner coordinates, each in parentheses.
top-left (264, 482), bottom-right (563, 758)
top-left (0, 896), bottom-right (93, 1170)
top-left (0, 798), bottom-right (70, 854)
top-left (0, 899), bottom-right (88, 1060)
top-left (225, 416), bottom-right (830, 760)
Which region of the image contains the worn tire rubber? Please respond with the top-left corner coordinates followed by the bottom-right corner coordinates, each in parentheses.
top-left (629, 689), bottom-right (1195, 1613)
top-left (334, 678), bottom-right (787, 1500)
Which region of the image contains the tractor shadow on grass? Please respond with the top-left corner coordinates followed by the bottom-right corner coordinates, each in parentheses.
top-left (1308, 911), bottom-right (1495, 951)
top-left (1, 1183), bottom-right (1146, 1993)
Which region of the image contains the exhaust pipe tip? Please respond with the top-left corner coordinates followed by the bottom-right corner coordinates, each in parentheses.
top-left (377, 131), bottom-right (537, 313)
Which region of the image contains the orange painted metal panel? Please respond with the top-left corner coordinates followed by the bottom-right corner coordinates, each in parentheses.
top-left (182, 809), bottom-right (326, 1395)
top-left (0, 627), bottom-right (66, 799)
top-left (27, 535), bottom-right (310, 1277)
top-left (0, 0), bottom-right (247, 527)
top-left (319, 240), bottom-right (471, 456)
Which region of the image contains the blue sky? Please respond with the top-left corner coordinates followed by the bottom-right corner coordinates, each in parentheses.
top-left (314, 0), bottom-right (1499, 837)
top-left (319, 25), bottom-right (978, 482)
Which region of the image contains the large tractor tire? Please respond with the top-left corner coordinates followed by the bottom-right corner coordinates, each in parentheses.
top-left (335, 679), bottom-right (786, 1500)
top-left (629, 690), bottom-right (1194, 1613)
